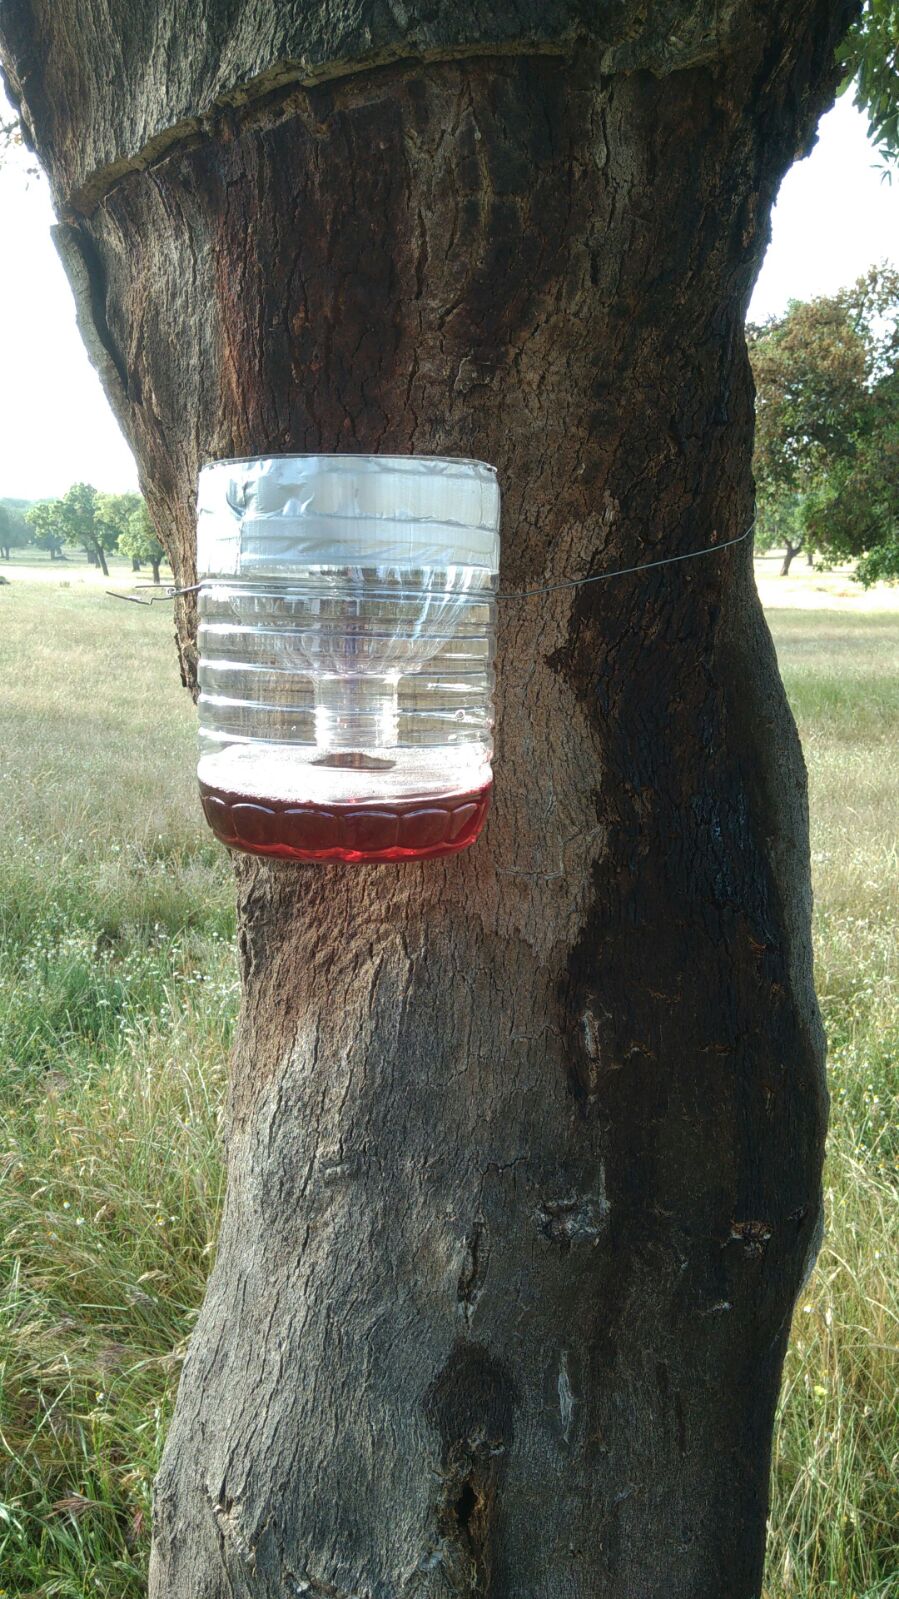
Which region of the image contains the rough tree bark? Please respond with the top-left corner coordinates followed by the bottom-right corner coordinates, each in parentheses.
top-left (1, 4), bottom-right (855, 1595)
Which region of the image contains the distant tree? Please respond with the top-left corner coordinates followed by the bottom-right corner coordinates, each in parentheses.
top-left (754, 490), bottom-right (813, 577)
top-left (806, 265), bottom-right (898, 582)
top-left (805, 370), bottom-right (899, 582)
top-left (117, 499), bottom-right (167, 584)
top-left (749, 295), bottom-right (866, 572)
top-left (0, 501), bottom-right (31, 559)
top-left (96, 490), bottom-right (144, 568)
top-left (26, 498), bottom-right (67, 560)
top-left (749, 265), bottom-right (899, 578)
top-left (57, 482), bottom-right (119, 576)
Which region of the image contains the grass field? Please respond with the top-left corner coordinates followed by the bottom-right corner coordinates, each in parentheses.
top-left (0, 565), bottom-right (896, 1597)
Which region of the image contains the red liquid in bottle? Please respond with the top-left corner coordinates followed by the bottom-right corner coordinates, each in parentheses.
top-left (199, 778), bottom-right (492, 863)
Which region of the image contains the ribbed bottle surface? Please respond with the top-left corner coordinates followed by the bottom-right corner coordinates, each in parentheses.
top-left (195, 456), bottom-right (499, 863)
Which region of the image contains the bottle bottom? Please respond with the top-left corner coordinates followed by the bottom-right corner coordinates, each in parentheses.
top-left (199, 778), bottom-right (492, 862)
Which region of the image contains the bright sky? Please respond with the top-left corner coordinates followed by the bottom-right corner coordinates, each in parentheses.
top-left (1, 85), bottom-right (897, 503)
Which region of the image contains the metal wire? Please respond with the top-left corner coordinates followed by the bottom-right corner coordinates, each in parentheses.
top-left (496, 521), bottom-right (754, 600)
top-left (106, 521), bottom-right (755, 607)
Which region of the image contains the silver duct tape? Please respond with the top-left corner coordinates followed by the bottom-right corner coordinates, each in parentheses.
top-left (197, 455), bottom-right (501, 577)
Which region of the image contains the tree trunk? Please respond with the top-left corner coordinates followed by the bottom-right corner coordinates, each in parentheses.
top-left (132, 554), bottom-right (142, 571)
top-left (806, 547), bottom-right (815, 567)
top-left (151, 558), bottom-right (161, 585)
top-left (1, 5), bottom-right (853, 1595)
top-left (781, 540), bottom-right (802, 576)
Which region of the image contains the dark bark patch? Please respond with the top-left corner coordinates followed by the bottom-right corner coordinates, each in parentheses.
top-left (442, 1471), bottom-right (494, 1592)
top-left (428, 1448), bottom-right (502, 1597)
top-left (421, 1341), bottom-right (518, 1591)
top-left (423, 1340), bottom-right (517, 1463)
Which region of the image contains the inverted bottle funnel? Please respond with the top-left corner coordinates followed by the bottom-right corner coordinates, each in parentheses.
top-left (195, 454), bottom-right (500, 863)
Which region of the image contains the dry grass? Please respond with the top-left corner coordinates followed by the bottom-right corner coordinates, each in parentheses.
top-left (0, 580), bottom-right (234, 1594)
top-left (0, 571), bottom-right (895, 1596)
top-left (762, 612), bottom-right (899, 1599)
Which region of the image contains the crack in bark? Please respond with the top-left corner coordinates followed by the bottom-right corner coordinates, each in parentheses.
top-left (62, 42), bottom-right (572, 219)
top-left (415, 1438), bottom-right (506, 1598)
top-left (456, 1214), bottom-right (488, 1326)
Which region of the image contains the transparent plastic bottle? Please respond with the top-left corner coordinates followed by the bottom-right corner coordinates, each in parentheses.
top-left (195, 455), bottom-right (500, 862)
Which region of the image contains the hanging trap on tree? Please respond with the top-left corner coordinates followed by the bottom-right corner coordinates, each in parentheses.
top-left (194, 454), bottom-right (501, 863)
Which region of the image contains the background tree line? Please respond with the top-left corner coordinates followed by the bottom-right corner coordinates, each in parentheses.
top-left (749, 262), bottom-right (899, 578)
top-left (4, 266), bottom-right (897, 590)
top-left (0, 485), bottom-right (166, 581)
